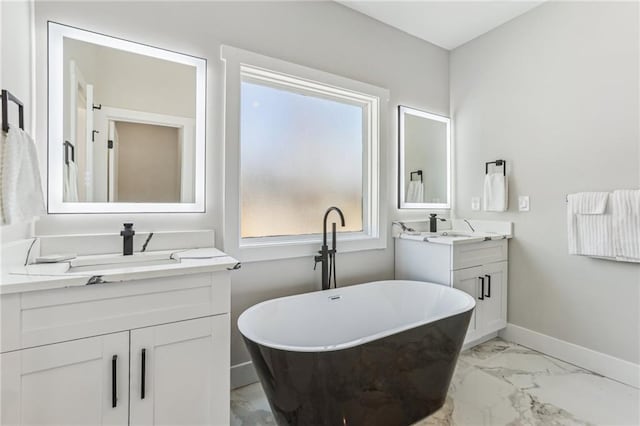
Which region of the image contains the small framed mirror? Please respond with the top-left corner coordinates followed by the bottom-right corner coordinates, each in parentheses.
top-left (47, 22), bottom-right (206, 213)
top-left (398, 105), bottom-right (451, 209)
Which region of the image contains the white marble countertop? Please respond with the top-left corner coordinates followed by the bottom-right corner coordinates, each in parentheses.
top-left (0, 247), bottom-right (239, 295)
top-left (396, 230), bottom-right (511, 245)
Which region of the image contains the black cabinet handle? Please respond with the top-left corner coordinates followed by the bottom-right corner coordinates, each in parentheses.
top-left (112, 355), bottom-right (117, 408)
top-left (478, 277), bottom-right (485, 300)
top-left (485, 274), bottom-right (491, 298)
top-left (141, 348), bottom-right (146, 399)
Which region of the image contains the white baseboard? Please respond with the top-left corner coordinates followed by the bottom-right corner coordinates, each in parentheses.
top-left (499, 324), bottom-right (640, 389)
top-left (462, 331), bottom-right (498, 351)
top-left (230, 361), bottom-right (258, 390)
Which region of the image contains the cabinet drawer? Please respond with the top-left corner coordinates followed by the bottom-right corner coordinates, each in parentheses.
top-left (452, 239), bottom-right (508, 270)
top-left (5, 271), bottom-right (231, 351)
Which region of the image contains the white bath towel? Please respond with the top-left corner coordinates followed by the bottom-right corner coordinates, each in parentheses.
top-left (612, 189), bottom-right (640, 262)
top-left (483, 173), bottom-right (508, 212)
top-left (1, 127), bottom-right (46, 224)
top-left (406, 181), bottom-right (424, 203)
top-left (64, 161), bottom-right (79, 202)
top-left (574, 213), bottom-right (616, 258)
top-left (567, 192), bottom-right (613, 256)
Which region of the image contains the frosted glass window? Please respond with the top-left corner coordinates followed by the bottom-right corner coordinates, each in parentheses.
top-left (241, 80), bottom-right (364, 238)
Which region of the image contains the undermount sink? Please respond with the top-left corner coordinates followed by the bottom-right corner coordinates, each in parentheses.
top-left (420, 231), bottom-right (474, 238)
top-left (66, 258), bottom-right (179, 274)
top-left (436, 231), bottom-right (473, 238)
top-left (65, 251), bottom-right (179, 274)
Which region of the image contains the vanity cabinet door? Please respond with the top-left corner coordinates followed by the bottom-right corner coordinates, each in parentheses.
top-left (452, 266), bottom-right (483, 341)
top-left (481, 261), bottom-right (508, 334)
top-left (0, 332), bottom-right (129, 426)
top-left (129, 315), bottom-right (230, 426)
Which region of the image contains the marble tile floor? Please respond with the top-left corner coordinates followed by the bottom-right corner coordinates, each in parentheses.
top-left (230, 338), bottom-right (639, 426)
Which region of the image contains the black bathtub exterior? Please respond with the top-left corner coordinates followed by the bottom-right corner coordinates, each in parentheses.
top-left (243, 309), bottom-right (472, 426)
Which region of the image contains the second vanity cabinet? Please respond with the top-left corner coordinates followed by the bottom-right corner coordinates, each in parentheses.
top-left (451, 260), bottom-right (507, 343)
top-left (395, 237), bottom-right (508, 344)
top-left (1, 270), bottom-right (231, 426)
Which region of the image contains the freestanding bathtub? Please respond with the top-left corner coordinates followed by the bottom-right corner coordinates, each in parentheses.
top-left (238, 280), bottom-right (475, 426)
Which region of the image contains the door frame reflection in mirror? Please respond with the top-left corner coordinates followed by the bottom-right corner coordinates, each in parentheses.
top-left (96, 107), bottom-right (195, 204)
top-left (398, 105), bottom-right (451, 210)
top-left (47, 21), bottom-right (206, 213)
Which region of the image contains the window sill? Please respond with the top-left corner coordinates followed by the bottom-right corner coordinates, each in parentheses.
top-left (227, 233), bottom-right (387, 263)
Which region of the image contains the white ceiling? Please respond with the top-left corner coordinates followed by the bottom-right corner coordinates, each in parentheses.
top-left (338, 1), bottom-right (545, 50)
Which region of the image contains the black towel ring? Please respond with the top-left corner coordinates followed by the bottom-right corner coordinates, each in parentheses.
top-left (485, 160), bottom-right (506, 176)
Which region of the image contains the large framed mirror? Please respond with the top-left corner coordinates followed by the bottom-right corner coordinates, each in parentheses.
top-left (48, 22), bottom-right (206, 213)
top-left (398, 105), bottom-right (451, 209)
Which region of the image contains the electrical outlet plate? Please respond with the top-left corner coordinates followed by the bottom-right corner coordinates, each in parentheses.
top-left (471, 197), bottom-right (481, 211)
top-left (518, 195), bottom-right (530, 211)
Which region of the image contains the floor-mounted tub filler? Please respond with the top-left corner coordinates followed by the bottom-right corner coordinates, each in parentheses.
top-left (238, 280), bottom-right (475, 426)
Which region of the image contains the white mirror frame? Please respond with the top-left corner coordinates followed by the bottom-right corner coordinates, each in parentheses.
top-left (47, 22), bottom-right (207, 213)
top-left (398, 105), bottom-right (451, 210)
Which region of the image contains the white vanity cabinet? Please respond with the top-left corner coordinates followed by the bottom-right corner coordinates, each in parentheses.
top-left (451, 260), bottom-right (507, 343)
top-left (395, 237), bottom-right (509, 344)
top-left (129, 316), bottom-right (229, 426)
top-left (0, 270), bottom-right (231, 426)
top-left (1, 332), bottom-right (131, 426)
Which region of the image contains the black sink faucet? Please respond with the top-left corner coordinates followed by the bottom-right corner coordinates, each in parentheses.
top-left (429, 214), bottom-right (446, 232)
top-left (120, 223), bottom-right (135, 256)
top-left (314, 207), bottom-right (346, 290)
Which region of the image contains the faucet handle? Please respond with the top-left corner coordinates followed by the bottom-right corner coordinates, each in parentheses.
top-left (121, 223), bottom-right (135, 237)
top-left (313, 255), bottom-right (322, 271)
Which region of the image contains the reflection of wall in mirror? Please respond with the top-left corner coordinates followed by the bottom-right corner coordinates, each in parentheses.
top-left (63, 38), bottom-right (196, 118)
top-left (62, 38), bottom-right (196, 203)
top-left (115, 122), bottom-right (181, 203)
top-left (404, 114), bottom-right (447, 203)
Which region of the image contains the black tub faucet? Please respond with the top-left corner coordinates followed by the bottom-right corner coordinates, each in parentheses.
top-left (120, 223), bottom-right (135, 256)
top-left (314, 207), bottom-right (346, 290)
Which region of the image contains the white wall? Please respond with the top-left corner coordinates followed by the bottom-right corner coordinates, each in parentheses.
top-left (1, 0), bottom-right (33, 135)
top-left (33, 1), bottom-right (449, 375)
top-left (451, 1), bottom-right (639, 364)
top-left (0, 0), bottom-right (36, 242)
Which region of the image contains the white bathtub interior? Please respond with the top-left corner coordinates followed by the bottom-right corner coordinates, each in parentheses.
top-left (238, 280), bottom-right (475, 352)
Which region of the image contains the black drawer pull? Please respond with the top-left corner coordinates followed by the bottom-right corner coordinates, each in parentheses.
top-left (112, 355), bottom-right (117, 408)
top-left (141, 348), bottom-right (146, 399)
top-left (485, 274), bottom-right (492, 298)
top-left (478, 276), bottom-right (485, 300)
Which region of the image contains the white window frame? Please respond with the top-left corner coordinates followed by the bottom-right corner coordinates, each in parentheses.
top-left (221, 46), bottom-right (389, 262)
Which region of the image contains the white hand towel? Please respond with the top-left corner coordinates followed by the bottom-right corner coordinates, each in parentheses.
top-left (568, 192), bottom-right (609, 214)
top-left (1, 127), bottom-right (46, 224)
top-left (406, 181), bottom-right (424, 203)
top-left (566, 192), bottom-right (611, 255)
top-left (483, 173), bottom-right (508, 212)
top-left (612, 189), bottom-right (640, 261)
top-left (65, 161), bottom-right (79, 202)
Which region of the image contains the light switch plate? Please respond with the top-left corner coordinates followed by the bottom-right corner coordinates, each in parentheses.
top-left (471, 197), bottom-right (481, 211)
top-left (518, 195), bottom-right (530, 211)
